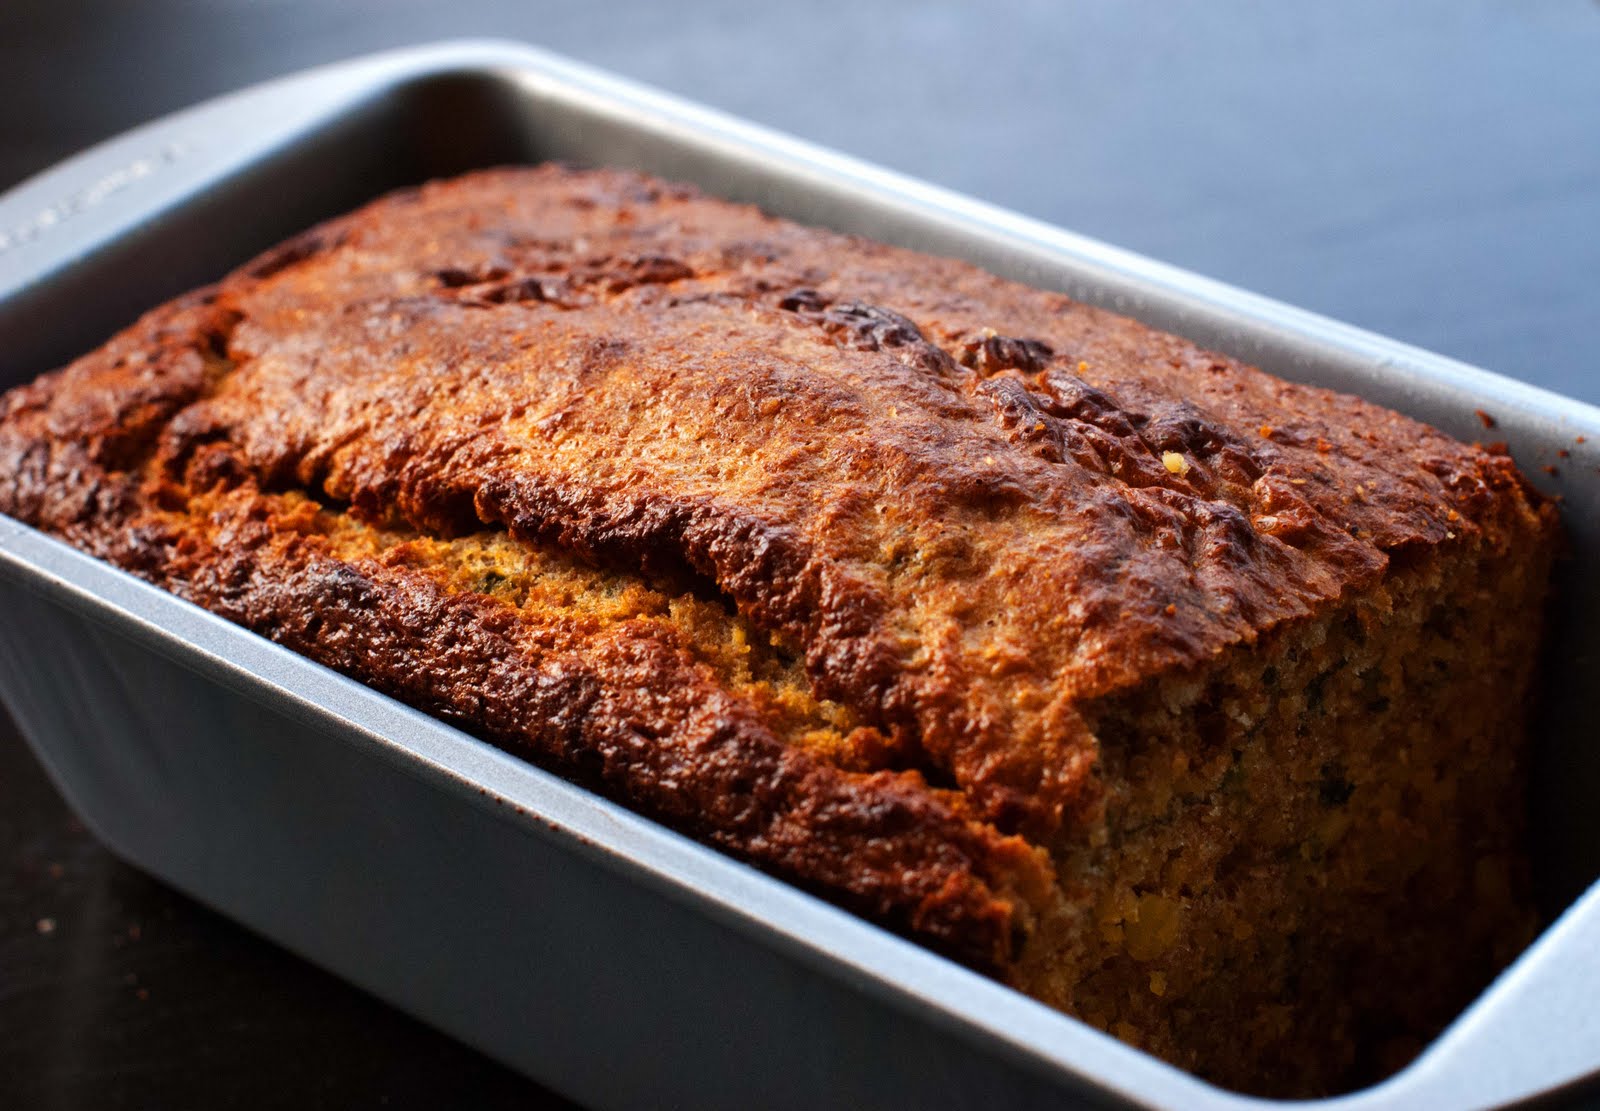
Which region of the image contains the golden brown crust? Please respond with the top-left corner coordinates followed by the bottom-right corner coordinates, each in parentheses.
top-left (0, 292), bottom-right (1053, 967)
top-left (175, 166), bottom-right (1541, 833)
top-left (0, 165), bottom-right (1557, 979)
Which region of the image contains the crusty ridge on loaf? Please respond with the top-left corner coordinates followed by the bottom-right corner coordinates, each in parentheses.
top-left (0, 166), bottom-right (1559, 1096)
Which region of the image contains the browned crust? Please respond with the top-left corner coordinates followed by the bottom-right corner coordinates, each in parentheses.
top-left (0, 165), bottom-right (1559, 974)
top-left (0, 292), bottom-right (1051, 967)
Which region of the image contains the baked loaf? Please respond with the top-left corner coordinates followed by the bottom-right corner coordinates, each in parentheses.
top-left (0, 166), bottom-right (1559, 1096)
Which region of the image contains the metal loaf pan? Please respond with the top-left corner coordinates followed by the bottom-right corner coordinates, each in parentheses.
top-left (2, 41), bottom-right (1598, 1111)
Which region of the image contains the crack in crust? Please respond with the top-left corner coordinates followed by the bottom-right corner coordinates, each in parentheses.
top-left (0, 164), bottom-right (1556, 976)
top-left (0, 291), bottom-right (1051, 969)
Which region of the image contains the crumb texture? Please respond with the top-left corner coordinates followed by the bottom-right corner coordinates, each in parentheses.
top-left (0, 166), bottom-right (1560, 1096)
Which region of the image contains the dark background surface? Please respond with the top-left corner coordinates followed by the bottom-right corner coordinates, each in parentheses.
top-left (1, 2), bottom-right (1597, 1107)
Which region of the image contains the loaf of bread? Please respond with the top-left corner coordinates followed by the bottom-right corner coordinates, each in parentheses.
top-left (0, 166), bottom-right (1559, 1096)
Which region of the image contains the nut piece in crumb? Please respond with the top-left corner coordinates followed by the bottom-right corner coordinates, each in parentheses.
top-left (1161, 451), bottom-right (1190, 476)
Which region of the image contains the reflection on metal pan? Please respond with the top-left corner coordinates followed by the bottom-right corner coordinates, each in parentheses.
top-left (0, 41), bottom-right (1597, 1111)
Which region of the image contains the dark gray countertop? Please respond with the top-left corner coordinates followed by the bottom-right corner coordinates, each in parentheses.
top-left (2, 2), bottom-right (1597, 1107)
